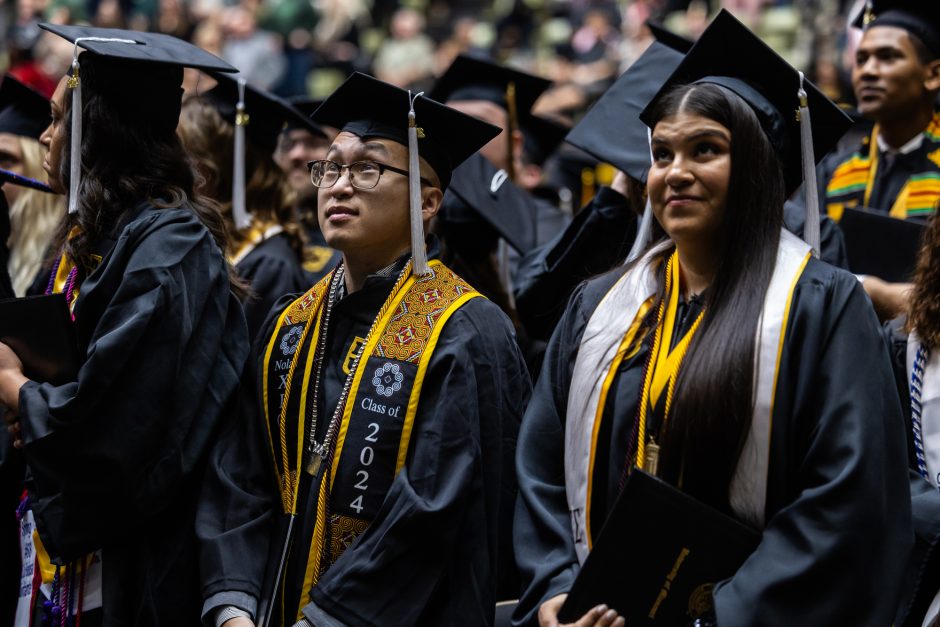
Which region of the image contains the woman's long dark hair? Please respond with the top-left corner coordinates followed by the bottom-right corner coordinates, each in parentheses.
top-left (909, 206), bottom-right (940, 348)
top-left (645, 83), bottom-right (785, 512)
top-left (53, 54), bottom-right (245, 297)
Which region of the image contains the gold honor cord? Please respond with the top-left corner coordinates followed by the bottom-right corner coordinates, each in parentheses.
top-left (635, 251), bottom-right (705, 475)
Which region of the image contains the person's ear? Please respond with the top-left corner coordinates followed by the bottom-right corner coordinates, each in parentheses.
top-left (421, 185), bottom-right (444, 223)
top-left (925, 58), bottom-right (940, 93)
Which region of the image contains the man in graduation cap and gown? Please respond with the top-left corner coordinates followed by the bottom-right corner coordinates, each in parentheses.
top-left (198, 72), bottom-right (531, 627)
top-left (813, 0), bottom-right (940, 316)
top-left (513, 10), bottom-right (911, 627)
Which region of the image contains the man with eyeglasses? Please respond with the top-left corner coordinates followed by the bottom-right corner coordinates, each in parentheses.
top-left (198, 73), bottom-right (532, 627)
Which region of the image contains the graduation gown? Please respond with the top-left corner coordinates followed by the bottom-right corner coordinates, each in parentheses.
top-left (817, 110), bottom-right (940, 222)
top-left (17, 205), bottom-right (249, 626)
top-left (513, 254), bottom-right (912, 626)
top-left (883, 320), bottom-right (940, 626)
top-left (200, 251), bottom-right (532, 626)
top-left (236, 232), bottom-right (309, 342)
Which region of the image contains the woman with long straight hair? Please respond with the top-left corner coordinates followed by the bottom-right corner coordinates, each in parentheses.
top-left (513, 12), bottom-right (912, 627)
top-left (0, 26), bottom-right (249, 626)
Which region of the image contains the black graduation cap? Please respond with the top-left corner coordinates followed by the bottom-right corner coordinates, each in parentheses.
top-left (285, 97), bottom-right (328, 137)
top-left (0, 75), bottom-right (50, 140)
top-left (203, 74), bottom-right (313, 153)
top-left (640, 9), bottom-right (852, 197)
top-left (852, 0), bottom-right (940, 57)
top-left (645, 21), bottom-right (694, 54)
top-left (429, 54), bottom-right (552, 114)
top-left (565, 41), bottom-right (685, 183)
top-left (443, 152), bottom-right (538, 253)
top-left (521, 114), bottom-right (570, 167)
top-left (312, 72), bottom-right (501, 189)
top-left (38, 24), bottom-right (235, 73)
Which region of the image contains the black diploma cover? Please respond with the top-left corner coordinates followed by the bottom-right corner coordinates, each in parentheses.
top-left (0, 293), bottom-right (79, 385)
top-left (558, 469), bottom-right (761, 625)
top-left (841, 207), bottom-right (925, 283)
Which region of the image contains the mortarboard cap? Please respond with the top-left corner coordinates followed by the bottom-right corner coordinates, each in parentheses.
top-left (640, 9), bottom-right (852, 253)
top-left (521, 114), bottom-right (570, 167)
top-left (203, 74), bottom-right (313, 153)
top-left (38, 24), bottom-right (236, 215)
top-left (429, 54), bottom-right (552, 114)
top-left (312, 72), bottom-right (500, 190)
top-left (443, 152), bottom-right (539, 254)
top-left (852, 1), bottom-right (940, 58)
top-left (285, 97), bottom-right (328, 137)
top-left (0, 75), bottom-right (50, 140)
top-left (645, 21), bottom-right (694, 54)
top-left (313, 72), bottom-right (500, 275)
top-left (566, 41), bottom-right (685, 184)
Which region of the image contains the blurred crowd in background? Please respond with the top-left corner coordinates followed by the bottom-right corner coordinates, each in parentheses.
top-left (0, 0), bottom-right (866, 120)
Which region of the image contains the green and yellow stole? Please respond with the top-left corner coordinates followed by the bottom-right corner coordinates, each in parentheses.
top-left (825, 110), bottom-right (940, 221)
top-left (260, 259), bottom-right (481, 621)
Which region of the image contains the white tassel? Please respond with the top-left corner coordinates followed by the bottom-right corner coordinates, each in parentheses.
top-left (65, 37), bottom-right (138, 216)
top-left (797, 71), bottom-right (820, 257)
top-left (232, 77), bottom-right (251, 230)
top-left (497, 238), bottom-right (517, 308)
top-left (407, 90), bottom-right (429, 276)
top-left (626, 127), bottom-right (656, 264)
top-left (67, 58), bottom-right (81, 215)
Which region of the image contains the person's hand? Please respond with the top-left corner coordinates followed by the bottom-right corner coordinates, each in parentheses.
top-left (861, 277), bottom-right (913, 321)
top-left (221, 617), bottom-right (254, 627)
top-left (538, 594), bottom-right (625, 627)
top-left (610, 170), bottom-right (630, 200)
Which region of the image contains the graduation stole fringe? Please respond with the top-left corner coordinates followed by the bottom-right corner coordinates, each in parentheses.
top-left (259, 261), bottom-right (481, 622)
top-left (825, 110), bottom-right (940, 221)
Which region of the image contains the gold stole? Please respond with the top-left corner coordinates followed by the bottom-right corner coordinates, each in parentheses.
top-left (260, 260), bottom-right (481, 622)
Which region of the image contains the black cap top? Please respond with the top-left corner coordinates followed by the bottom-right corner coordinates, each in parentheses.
top-left (521, 114), bottom-right (570, 167)
top-left (429, 54), bottom-right (552, 113)
top-left (38, 24), bottom-right (236, 73)
top-left (0, 75), bottom-right (50, 140)
top-left (852, 0), bottom-right (940, 58)
top-left (646, 20), bottom-right (694, 54)
top-left (202, 74), bottom-right (313, 153)
top-left (640, 10), bottom-right (852, 195)
top-left (312, 72), bottom-right (501, 189)
top-left (566, 41), bottom-right (685, 183)
top-left (442, 152), bottom-right (538, 253)
top-left (285, 97), bottom-right (328, 137)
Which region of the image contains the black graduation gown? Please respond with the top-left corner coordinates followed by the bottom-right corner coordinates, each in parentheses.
top-left (16, 206), bottom-right (249, 626)
top-left (0, 188), bottom-right (17, 624)
top-left (882, 320), bottom-right (940, 626)
top-left (237, 232), bottom-right (309, 342)
top-left (200, 254), bottom-right (532, 626)
top-left (781, 198), bottom-right (849, 269)
top-left (514, 186), bottom-right (637, 342)
top-left (513, 256), bottom-right (912, 626)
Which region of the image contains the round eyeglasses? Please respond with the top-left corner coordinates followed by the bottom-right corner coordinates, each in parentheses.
top-left (308, 159), bottom-right (432, 190)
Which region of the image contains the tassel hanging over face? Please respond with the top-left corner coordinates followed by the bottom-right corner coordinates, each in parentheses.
top-left (407, 90), bottom-right (430, 276)
top-left (797, 71), bottom-right (820, 257)
top-left (232, 77), bottom-right (252, 231)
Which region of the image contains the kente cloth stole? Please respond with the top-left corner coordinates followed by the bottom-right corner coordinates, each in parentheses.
top-left (825, 110), bottom-right (940, 221)
top-left (260, 260), bottom-right (481, 621)
top-left (563, 230), bottom-right (811, 564)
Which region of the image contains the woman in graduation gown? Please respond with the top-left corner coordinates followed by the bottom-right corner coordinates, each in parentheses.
top-left (881, 206), bottom-right (940, 627)
top-left (0, 26), bottom-right (249, 626)
top-left (513, 12), bottom-right (912, 627)
top-left (178, 76), bottom-right (311, 341)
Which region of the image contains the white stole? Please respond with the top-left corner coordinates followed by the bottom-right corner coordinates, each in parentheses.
top-left (564, 230), bottom-right (810, 564)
